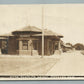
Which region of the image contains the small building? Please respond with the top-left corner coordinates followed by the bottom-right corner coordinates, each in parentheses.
top-left (62, 44), bottom-right (73, 52)
top-left (0, 26), bottom-right (63, 56)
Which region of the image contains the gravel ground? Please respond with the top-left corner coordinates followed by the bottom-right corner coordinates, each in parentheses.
top-left (0, 51), bottom-right (83, 76)
top-left (0, 55), bottom-right (60, 75)
top-left (47, 51), bottom-right (84, 76)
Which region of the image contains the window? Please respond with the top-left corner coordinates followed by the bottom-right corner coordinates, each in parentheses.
top-left (2, 40), bottom-right (8, 54)
top-left (2, 40), bottom-right (7, 49)
top-left (22, 40), bottom-right (28, 50)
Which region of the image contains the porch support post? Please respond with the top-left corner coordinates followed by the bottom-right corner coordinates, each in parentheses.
top-left (28, 39), bottom-right (32, 56)
top-left (19, 40), bottom-right (22, 54)
top-left (19, 41), bottom-right (22, 50)
top-left (31, 40), bottom-right (33, 56)
top-left (58, 40), bottom-right (62, 54)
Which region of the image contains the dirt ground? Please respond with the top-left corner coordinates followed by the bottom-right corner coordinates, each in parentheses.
top-left (47, 51), bottom-right (84, 76)
top-left (0, 51), bottom-right (84, 76)
top-left (0, 55), bottom-right (60, 75)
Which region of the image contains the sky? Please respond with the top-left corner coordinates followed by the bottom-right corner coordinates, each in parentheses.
top-left (0, 4), bottom-right (84, 45)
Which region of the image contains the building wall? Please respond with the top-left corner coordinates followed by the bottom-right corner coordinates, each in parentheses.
top-left (38, 37), bottom-right (57, 56)
top-left (37, 37), bottom-right (49, 55)
top-left (7, 36), bottom-right (60, 56)
top-left (8, 37), bottom-right (17, 54)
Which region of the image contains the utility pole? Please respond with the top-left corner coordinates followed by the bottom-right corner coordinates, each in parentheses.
top-left (42, 6), bottom-right (44, 58)
top-left (26, 7), bottom-right (32, 56)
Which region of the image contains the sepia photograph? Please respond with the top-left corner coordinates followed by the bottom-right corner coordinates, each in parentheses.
top-left (0, 4), bottom-right (84, 80)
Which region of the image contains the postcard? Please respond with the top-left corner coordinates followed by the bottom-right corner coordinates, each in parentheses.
top-left (0, 4), bottom-right (84, 80)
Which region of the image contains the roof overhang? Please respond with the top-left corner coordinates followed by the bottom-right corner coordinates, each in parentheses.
top-left (0, 36), bottom-right (9, 40)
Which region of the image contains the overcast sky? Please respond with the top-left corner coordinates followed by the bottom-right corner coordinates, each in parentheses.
top-left (0, 4), bottom-right (84, 44)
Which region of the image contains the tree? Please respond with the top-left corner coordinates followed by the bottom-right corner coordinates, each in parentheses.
top-left (73, 43), bottom-right (84, 50)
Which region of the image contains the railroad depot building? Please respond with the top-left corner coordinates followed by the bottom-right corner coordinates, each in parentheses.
top-left (0, 26), bottom-right (63, 56)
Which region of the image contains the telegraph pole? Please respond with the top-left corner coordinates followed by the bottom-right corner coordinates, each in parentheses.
top-left (42, 6), bottom-right (44, 58)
